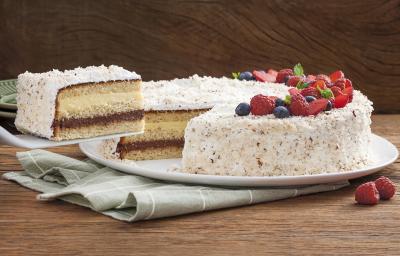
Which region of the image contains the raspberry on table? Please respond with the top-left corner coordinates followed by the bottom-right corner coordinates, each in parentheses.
top-left (355, 182), bottom-right (380, 205)
top-left (375, 176), bottom-right (396, 200)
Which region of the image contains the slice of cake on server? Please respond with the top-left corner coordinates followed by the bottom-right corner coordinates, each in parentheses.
top-left (15, 65), bottom-right (144, 141)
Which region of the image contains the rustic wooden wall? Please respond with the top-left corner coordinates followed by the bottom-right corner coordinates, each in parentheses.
top-left (0, 0), bottom-right (399, 113)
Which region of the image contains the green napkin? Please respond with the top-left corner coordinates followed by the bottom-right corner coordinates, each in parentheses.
top-left (2, 149), bottom-right (349, 222)
top-left (0, 93), bottom-right (17, 104)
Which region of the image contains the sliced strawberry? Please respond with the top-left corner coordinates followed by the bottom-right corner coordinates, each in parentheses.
top-left (253, 70), bottom-right (276, 83)
top-left (334, 94), bottom-right (349, 108)
top-left (288, 87), bottom-right (300, 95)
top-left (329, 70), bottom-right (345, 82)
top-left (308, 98), bottom-right (329, 116)
top-left (345, 78), bottom-right (352, 88)
top-left (311, 80), bottom-right (327, 90)
top-left (286, 75), bottom-right (302, 87)
top-left (267, 69), bottom-right (278, 77)
top-left (330, 86), bottom-right (343, 97)
top-left (343, 86), bottom-right (354, 102)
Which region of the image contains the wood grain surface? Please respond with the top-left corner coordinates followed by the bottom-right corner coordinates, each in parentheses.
top-left (0, 114), bottom-right (399, 255)
top-left (0, 0), bottom-right (400, 113)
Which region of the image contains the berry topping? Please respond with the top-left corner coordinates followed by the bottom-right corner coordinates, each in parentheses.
top-left (318, 87), bottom-right (334, 99)
top-left (267, 69), bottom-right (278, 77)
top-left (311, 80), bottom-right (327, 90)
top-left (330, 86), bottom-right (343, 97)
top-left (307, 74), bottom-right (316, 80)
top-left (355, 182), bottom-right (380, 205)
top-left (235, 102), bottom-right (251, 116)
top-left (375, 176), bottom-right (396, 200)
top-left (334, 94), bottom-right (349, 108)
top-left (305, 96), bottom-right (316, 103)
top-left (329, 70), bottom-right (345, 82)
top-left (308, 98), bottom-right (328, 116)
top-left (288, 87), bottom-right (300, 95)
top-left (301, 87), bottom-right (320, 98)
top-left (315, 74), bottom-right (331, 84)
top-left (293, 63), bottom-right (304, 76)
top-left (273, 106), bottom-right (290, 118)
top-left (333, 78), bottom-right (346, 90)
top-left (343, 86), bottom-right (354, 103)
top-left (345, 78), bottom-right (353, 88)
top-left (253, 70), bottom-right (275, 82)
top-left (276, 69), bottom-right (294, 83)
top-left (275, 98), bottom-right (285, 107)
top-left (286, 75), bottom-right (302, 87)
top-left (250, 94), bottom-right (275, 116)
top-left (325, 100), bottom-right (333, 111)
top-left (289, 94), bottom-right (309, 116)
top-left (239, 71), bottom-right (254, 81)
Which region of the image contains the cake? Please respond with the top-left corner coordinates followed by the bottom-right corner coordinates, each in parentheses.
top-left (15, 65), bottom-right (144, 141)
top-left (116, 75), bottom-right (283, 160)
top-left (182, 69), bottom-right (374, 176)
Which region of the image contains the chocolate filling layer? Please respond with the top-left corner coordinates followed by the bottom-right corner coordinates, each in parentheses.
top-left (53, 110), bottom-right (144, 129)
top-left (117, 138), bottom-right (184, 152)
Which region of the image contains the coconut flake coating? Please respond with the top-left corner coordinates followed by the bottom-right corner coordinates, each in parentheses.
top-left (15, 65), bottom-right (141, 139)
top-left (182, 90), bottom-right (373, 176)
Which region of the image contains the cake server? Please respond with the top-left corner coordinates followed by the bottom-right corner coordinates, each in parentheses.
top-left (0, 125), bottom-right (143, 149)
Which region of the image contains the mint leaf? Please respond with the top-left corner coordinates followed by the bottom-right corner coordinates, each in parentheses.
top-left (284, 95), bottom-right (292, 105)
top-left (293, 63), bottom-right (304, 76)
top-left (319, 88), bottom-right (333, 99)
top-left (296, 80), bottom-right (309, 89)
top-left (232, 72), bottom-right (240, 79)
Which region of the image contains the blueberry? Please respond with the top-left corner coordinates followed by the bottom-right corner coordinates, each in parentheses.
top-left (275, 98), bottom-right (285, 107)
top-left (273, 106), bottom-right (290, 118)
top-left (239, 71), bottom-right (254, 81)
top-left (235, 102), bottom-right (251, 116)
top-left (325, 100), bottom-right (333, 111)
top-left (305, 96), bottom-right (316, 103)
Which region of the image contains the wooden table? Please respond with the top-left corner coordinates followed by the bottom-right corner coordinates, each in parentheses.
top-left (1, 115), bottom-right (399, 255)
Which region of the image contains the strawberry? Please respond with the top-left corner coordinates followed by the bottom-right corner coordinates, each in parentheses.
top-left (311, 80), bottom-right (327, 90)
top-left (355, 182), bottom-right (380, 205)
top-left (333, 78), bottom-right (346, 90)
top-left (286, 75), bottom-right (302, 87)
top-left (300, 87), bottom-right (320, 98)
top-left (276, 69), bottom-right (293, 83)
top-left (308, 98), bottom-right (328, 116)
top-left (334, 94), bottom-right (349, 108)
top-left (375, 176), bottom-right (396, 200)
top-left (250, 94), bottom-right (275, 115)
top-left (267, 69), bottom-right (278, 77)
top-left (289, 94), bottom-right (309, 116)
top-left (345, 78), bottom-right (352, 88)
top-left (315, 74), bottom-right (331, 84)
top-left (343, 86), bottom-right (354, 103)
top-left (329, 70), bottom-right (345, 82)
top-left (330, 86), bottom-right (343, 97)
top-left (253, 70), bottom-right (276, 83)
top-left (288, 87), bottom-right (300, 95)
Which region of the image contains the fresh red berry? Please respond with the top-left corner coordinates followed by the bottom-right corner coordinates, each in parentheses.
top-left (333, 94), bottom-right (349, 108)
top-left (289, 94), bottom-right (309, 116)
top-left (333, 78), bottom-right (346, 90)
top-left (355, 182), bottom-right (380, 205)
top-left (311, 80), bottom-right (327, 90)
top-left (276, 69), bottom-right (293, 83)
top-left (308, 98), bottom-right (328, 115)
top-left (307, 74), bottom-right (316, 80)
top-left (344, 78), bottom-right (352, 88)
top-left (301, 87), bottom-right (320, 98)
top-left (288, 87), bottom-right (300, 95)
top-left (343, 86), bottom-right (354, 103)
top-left (250, 94), bottom-right (275, 115)
top-left (286, 75), bottom-right (302, 87)
top-left (315, 74), bottom-right (331, 84)
top-left (253, 70), bottom-right (276, 83)
top-left (267, 69), bottom-right (278, 77)
top-left (375, 176), bottom-right (396, 200)
top-left (329, 70), bottom-right (345, 82)
top-left (330, 86), bottom-right (343, 97)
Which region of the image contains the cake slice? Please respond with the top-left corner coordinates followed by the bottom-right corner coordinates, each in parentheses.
top-left (115, 75), bottom-right (286, 160)
top-left (15, 65), bottom-right (144, 141)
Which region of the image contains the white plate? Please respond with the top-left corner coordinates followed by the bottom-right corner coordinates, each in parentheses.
top-left (0, 125), bottom-right (143, 149)
top-left (79, 134), bottom-right (398, 187)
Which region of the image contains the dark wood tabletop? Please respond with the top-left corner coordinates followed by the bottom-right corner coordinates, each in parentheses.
top-left (0, 114), bottom-right (399, 255)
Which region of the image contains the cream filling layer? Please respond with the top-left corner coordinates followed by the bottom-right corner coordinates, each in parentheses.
top-left (57, 92), bottom-right (143, 119)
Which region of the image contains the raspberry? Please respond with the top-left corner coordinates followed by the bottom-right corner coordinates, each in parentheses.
top-left (329, 70), bottom-right (345, 82)
top-left (250, 94), bottom-right (275, 116)
top-left (333, 78), bottom-right (346, 90)
top-left (286, 75), bottom-right (302, 87)
top-left (276, 69), bottom-right (293, 83)
top-left (330, 86), bottom-right (343, 97)
top-left (355, 182), bottom-right (380, 205)
top-left (289, 94), bottom-right (309, 116)
top-left (300, 87), bottom-right (320, 98)
top-left (315, 74), bottom-right (331, 84)
top-left (375, 176), bottom-right (396, 200)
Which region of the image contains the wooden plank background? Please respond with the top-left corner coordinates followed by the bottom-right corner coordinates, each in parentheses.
top-left (0, 0), bottom-right (399, 113)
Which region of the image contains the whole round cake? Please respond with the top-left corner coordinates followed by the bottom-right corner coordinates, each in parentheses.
top-left (181, 66), bottom-right (374, 176)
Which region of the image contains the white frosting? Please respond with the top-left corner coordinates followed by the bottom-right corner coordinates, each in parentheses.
top-left (142, 75), bottom-right (288, 111)
top-left (15, 65), bottom-right (141, 139)
top-left (182, 90), bottom-right (374, 176)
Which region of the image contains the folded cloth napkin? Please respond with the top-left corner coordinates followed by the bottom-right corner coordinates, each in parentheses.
top-left (2, 150), bottom-right (349, 222)
top-left (0, 93), bottom-right (17, 104)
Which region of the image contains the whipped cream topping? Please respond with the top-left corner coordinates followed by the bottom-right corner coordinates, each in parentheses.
top-left (142, 75), bottom-right (289, 111)
top-left (15, 65), bottom-right (140, 139)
